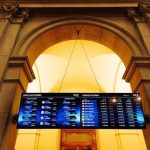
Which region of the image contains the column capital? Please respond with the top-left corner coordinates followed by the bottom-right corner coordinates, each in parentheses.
top-left (127, 3), bottom-right (150, 23)
top-left (0, 3), bottom-right (29, 24)
top-left (11, 9), bottom-right (29, 24)
top-left (0, 3), bottom-right (19, 20)
top-left (123, 56), bottom-right (150, 82)
top-left (127, 8), bottom-right (145, 23)
top-left (139, 2), bottom-right (150, 22)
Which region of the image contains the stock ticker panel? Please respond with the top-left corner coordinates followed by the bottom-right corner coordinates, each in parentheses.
top-left (17, 93), bottom-right (146, 129)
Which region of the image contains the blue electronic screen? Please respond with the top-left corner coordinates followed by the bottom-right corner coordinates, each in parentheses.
top-left (17, 93), bottom-right (146, 129)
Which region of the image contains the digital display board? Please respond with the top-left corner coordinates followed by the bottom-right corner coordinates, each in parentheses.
top-left (17, 93), bottom-right (146, 129)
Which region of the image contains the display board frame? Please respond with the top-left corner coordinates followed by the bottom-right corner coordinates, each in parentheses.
top-left (17, 93), bottom-right (146, 129)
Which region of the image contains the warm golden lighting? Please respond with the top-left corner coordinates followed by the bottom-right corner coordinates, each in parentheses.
top-left (27, 40), bottom-right (131, 93)
top-left (15, 40), bottom-right (146, 150)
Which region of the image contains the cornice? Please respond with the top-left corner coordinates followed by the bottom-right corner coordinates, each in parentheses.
top-left (3, 56), bottom-right (35, 92)
top-left (8, 56), bottom-right (35, 82)
top-left (0, 0), bottom-right (139, 3)
top-left (18, 3), bottom-right (138, 8)
top-left (0, 0), bottom-right (139, 8)
top-left (123, 56), bottom-right (150, 82)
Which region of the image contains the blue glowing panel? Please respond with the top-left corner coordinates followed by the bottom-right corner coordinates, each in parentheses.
top-left (17, 93), bottom-right (146, 129)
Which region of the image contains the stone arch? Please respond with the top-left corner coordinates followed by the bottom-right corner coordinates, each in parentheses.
top-left (12, 16), bottom-right (147, 66)
top-left (1, 15), bottom-right (150, 150)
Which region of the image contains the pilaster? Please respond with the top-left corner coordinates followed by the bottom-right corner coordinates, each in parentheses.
top-left (127, 4), bottom-right (150, 55)
top-left (0, 3), bottom-right (17, 49)
top-left (0, 3), bottom-right (30, 87)
top-left (0, 56), bottom-right (35, 150)
top-left (123, 56), bottom-right (150, 149)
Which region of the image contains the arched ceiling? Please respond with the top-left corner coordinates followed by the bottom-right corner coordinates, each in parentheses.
top-left (27, 40), bottom-right (131, 93)
top-left (26, 24), bottom-right (135, 67)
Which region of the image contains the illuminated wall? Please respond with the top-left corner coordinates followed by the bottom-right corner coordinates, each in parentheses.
top-left (15, 40), bottom-right (147, 150)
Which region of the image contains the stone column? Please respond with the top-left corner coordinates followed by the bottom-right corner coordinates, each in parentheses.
top-left (0, 56), bottom-right (35, 150)
top-left (127, 4), bottom-right (150, 55)
top-left (0, 4), bottom-right (17, 85)
top-left (0, 3), bottom-right (29, 86)
top-left (123, 56), bottom-right (150, 149)
top-left (0, 3), bottom-right (31, 150)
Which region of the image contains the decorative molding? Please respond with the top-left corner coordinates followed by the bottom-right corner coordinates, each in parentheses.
top-left (127, 2), bottom-right (150, 23)
top-left (0, 0), bottom-right (139, 8)
top-left (139, 2), bottom-right (150, 22)
top-left (12, 16), bottom-right (146, 57)
top-left (0, 3), bottom-right (19, 19)
top-left (11, 9), bottom-right (29, 24)
top-left (0, 0), bottom-right (139, 4)
top-left (18, 3), bottom-right (138, 8)
top-left (123, 56), bottom-right (150, 82)
top-left (127, 8), bottom-right (145, 23)
top-left (7, 56), bottom-right (35, 82)
top-left (0, 3), bottom-right (29, 24)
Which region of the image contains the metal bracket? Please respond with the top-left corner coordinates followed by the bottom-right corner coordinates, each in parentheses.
top-left (13, 114), bottom-right (18, 124)
top-left (144, 114), bottom-right (150, 124)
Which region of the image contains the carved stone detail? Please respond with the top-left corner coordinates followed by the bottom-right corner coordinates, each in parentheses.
top-left (0, 3), bottom-right (29, 24)
top-left (11, 9), bottom-right (29, 24)
top-left (0, 3), bottom-right (19, 19)
top-left (139, 2), bottom-right (150, 21)
top-left (127, 2), bottom-right (150, 23)
top-left (127, 8), bottom-right (145, 23)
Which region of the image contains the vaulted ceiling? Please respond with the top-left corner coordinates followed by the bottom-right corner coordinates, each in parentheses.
top-left (27, 40), bottom-right (131, 93)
